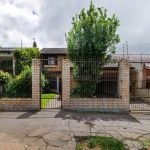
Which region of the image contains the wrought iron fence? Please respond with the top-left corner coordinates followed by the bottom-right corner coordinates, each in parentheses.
top-left (0, 56), bottom-right (32, 98)
top-left (70, 59), bottom-right (119, 98)
top-left (40, 59), bottom-right (62, 109)
top-left (130, 61), bottom-right (150, 111)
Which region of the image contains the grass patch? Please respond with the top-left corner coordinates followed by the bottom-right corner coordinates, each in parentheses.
top-left (140, 140), bottom-right (150, 149)
top-left (76, 136), bottom-right (127, 150)
top-left (41, 93), bottom-right (56, 108)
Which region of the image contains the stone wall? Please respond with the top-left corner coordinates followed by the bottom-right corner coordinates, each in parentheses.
top-left (62, 59), bottom-right (130, 113)
top-left (0, 59), bottom-right (41, 111)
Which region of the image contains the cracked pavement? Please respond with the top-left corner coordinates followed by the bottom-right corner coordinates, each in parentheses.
top-left (0, 110), bottom-right (150, 150)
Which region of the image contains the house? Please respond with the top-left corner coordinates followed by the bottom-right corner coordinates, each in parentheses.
top-left (40, 48), bottom-right (67, 93)
top-left (40, 48), bottom-right (150, 101)
top-left (113, 54), bottom-right (150, 102)
top-left (0, 47), bottom-right (15, 75)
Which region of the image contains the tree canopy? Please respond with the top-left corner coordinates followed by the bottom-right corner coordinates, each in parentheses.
top-left (65, 1), bottom-right (120, 61)
top-left (65, 1), bottom-right (120, 97)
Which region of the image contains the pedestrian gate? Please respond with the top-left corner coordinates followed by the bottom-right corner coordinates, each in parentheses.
top-left (40, 59), bottom-right (62, 109)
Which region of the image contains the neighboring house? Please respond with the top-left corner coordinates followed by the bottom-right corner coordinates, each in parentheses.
top-left (114, 54), bottom-right (150, 88)
top-left (40, 48), bottom-right (67, 93)
top-left (0, 47), bottom-right (15, 75)
top-left (113, 54), bottom-right (150, 101)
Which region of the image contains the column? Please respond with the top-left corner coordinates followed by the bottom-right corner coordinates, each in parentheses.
top-left (32, 59), bottom-right (41, 110)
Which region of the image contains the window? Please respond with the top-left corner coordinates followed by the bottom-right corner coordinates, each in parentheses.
top-left (42, 54), bottom-right (57, 65)
top-left (48, 57), bottom-right (55, 65)
top-left (0, 60), bottom-right (12, 67)
top-left (146, 79), bottom-right (150, 88)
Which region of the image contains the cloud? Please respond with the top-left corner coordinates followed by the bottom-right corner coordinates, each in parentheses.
top-left (0, 0), bottom-right (150, 54)
top-left (0, 0), bottom-right (41, 47)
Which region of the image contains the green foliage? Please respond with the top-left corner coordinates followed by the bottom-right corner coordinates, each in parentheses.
top-left (141, 140), bottom-right (150, 148)
top-left (66, 1), bottom-right (120, 60)
top-left (66, 1), bottom-right (120, 97)
top-left (6, 66), bottom-right (46, 98)
top-left (14, 47), bottom-right (40, 75)
top-left (0, 70), bottom-right (11, 84)
top-left (76, 136), bottom-right (127, 150)
top-left (86, 137), bottom-right (97, 148)
top-left (6, 66), bottom-right (32, 98)
top-left (42, 70), bottom-right (51, 93)
top-left (0, 70), bottom-right (12, 97)
top-left (75, 144), bottom-right (85, 150)
top-left (72, 81), bottom-right (97, 98)
top-left (95, 136), bottom-right (127, 150)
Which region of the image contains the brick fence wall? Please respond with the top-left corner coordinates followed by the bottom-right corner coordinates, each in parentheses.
top-left (62, 59), bottom-right (130, 113)
top-left (0, 58), bottom-right (130, 112)
top-left (0, 59), bottom-right (41, 111)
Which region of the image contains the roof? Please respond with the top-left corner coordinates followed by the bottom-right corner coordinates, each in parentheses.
top-left (0, 47), bottom-right (15, 52)
top-left (40, 48), bottom-right (150, 61)
top-left (40, 48), bottom-right (67, 54)
top-left (113, 54), bottom-right (150, 62)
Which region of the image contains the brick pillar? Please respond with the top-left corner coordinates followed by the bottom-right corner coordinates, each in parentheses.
top-left (32, 59), bottom-right (41, 110)
top-left (118, 60), bottom-right (130, 111)
top-left (118, 62), bottom-right (121, 98)
top-left (62, 59), bottom-right (70, 108)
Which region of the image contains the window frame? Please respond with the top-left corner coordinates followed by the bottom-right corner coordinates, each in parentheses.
top-left (42, 54), bottom-right (57, 65)
top-left (48, 56), bottom-right (55, 65)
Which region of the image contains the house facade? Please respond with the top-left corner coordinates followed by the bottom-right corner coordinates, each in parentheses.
top-left (40, 48), bottom-right (67, 93)
top-left (40, 49), bottom-right (150, 102)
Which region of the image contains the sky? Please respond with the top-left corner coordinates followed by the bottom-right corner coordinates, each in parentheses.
top-left (0, 0), bottom-right (150, 54)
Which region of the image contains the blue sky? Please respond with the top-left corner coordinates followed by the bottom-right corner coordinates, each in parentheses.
top-left (0, 0), bottom-right (150, 54)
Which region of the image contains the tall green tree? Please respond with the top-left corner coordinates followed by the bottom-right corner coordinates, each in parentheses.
top-left (65, 1), bottom-right (120, 97)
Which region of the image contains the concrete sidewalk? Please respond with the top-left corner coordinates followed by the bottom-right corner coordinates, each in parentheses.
top-left (0, 110), bottom-right (150, 150)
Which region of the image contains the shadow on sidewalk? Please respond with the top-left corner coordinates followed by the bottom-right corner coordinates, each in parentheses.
top-left (1, 109), bottom-right (149, 124)
top-left (54, 110), bottom-right (141, 123)
top-left (13, 110), bottom-right (141, 123)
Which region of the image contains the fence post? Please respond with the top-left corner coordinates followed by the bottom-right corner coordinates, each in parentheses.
top-left (32, 59), bottom-right (41, 110)
top-left (62, 59), bottom-right (70, 109)
top-left (118, 59), bottom-right (130, 112)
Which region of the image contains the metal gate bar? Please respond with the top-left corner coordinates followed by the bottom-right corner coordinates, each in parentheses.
top-left (40, 59), bottom-right (62, 109)
top-left (130, 61), bottom-right (150, 111)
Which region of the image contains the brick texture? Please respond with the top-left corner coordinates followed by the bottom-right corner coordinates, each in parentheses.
top-left (31, 59), bottom-right (41, 110)
top-left (0, 59), bottom-right (41, 111)
top-left (62, 59), bottom-right (130, 113)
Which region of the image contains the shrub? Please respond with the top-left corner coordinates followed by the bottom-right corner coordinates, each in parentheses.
top-left (0, 70), bottom-right (12, 97)
top-left (6, 66), bottom-right (32, 98)
top-left (86, 137), bottom-right (97, 148)
top-left (6, 66), bottom-right (47, 98)
top-left (14, 47), bottom-right (40, 75)
top-left (71, 81), bottom-right (97, 98)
